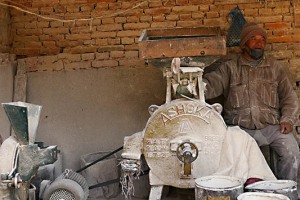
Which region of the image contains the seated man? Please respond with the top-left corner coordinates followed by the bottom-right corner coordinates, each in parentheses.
top-left (203, 22), bottom-right (300, 182)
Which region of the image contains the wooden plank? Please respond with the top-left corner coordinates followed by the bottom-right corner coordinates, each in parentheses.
top-left (139, 36), bottom-right (226, 59)
top-left (13, 60), bottom-right (27, 102)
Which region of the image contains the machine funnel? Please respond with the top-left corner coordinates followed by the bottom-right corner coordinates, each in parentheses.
top-left (2, 102), bottom-right (42, 145)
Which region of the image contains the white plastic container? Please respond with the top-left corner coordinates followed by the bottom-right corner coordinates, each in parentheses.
top-left (245, 180), bottom-right (297, 200)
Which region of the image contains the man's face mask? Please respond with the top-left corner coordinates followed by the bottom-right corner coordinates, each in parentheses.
top-left (249, 48), bottom-right (264, 60)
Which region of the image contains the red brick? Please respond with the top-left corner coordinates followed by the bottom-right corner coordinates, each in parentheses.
top-left (17, 28), bottom-right (43, 36)
top-left (121, 2), bottom-right (133, 9)
top-left (37, 22), bottom-right (50, 28)
top-left (66, 34), bottom-right (91, 40)
top-left (268, 36), bottom-right (294, 43)
top-left (64, 12), bottom-right (90, 20)
top-left (119, 9), bottom-right (143, 17)
top-left (124, 44), bottom-right (139, 51)
top-left (151, 21), bottom-right (176, 28)
top-left (95, 39), bottom-right (108, 45)
top-left (152, 15), bottom-right (165, 22)
top-left (283, 16), bottom-right (293, 24)
top-left (80, 5), bottom-right (94, 12)
top-left (206, 11), bottom-right (219, 19)
top-left (91, 31), bottom-right (117, 38)
top-left (58, 53), bottom-right (81, 62)
top-left (244, 8), bottom-right (258, 16)
top-left (172, 6), bottom-right (199, 13)
top-left (121, 37), bottom-right (135, 45)
top-left (92, 60), bottom-right (118, 68)
top-left (127, 16), bottom-right (140, 23)
top-left (180, 13), bottom-right (192, 20)
top-left (64, 61), bottom-right (92, 70)
top-left (115, 17), bottom-right (127, 23)
top-left (81, 53), bottom-right (95, 60)
top-left (190, 0), bottom-right (213, 4)
top-left (258, 8), bottom-right (273, 16)
top-left (43, 27), bottom-right (69, 35)
top-left (124, 51), bottom-right (138, 58)
top-left (118, 58), bottom-right (143, 66)
top-left (192, 12), bottom-right (205, 20)
top-left (166, 14), bottom-right (179, 21)
top-left (42, 41), bottom-right (57, 48)
top-left (40, 47), bottom-right (61, 55)
top-left (117, 30), bottom-right (141, 37)
top-left (83, 40), bottom-right (96, 45)
top-left (24, 22), bottom-right (37, 29)
top-left (203, 18), bottom-right (226, 27)
top-left (175, 0), bottom-right (189, 6)
top-left (97, 24), bottom-right (123, 31)
top-left (256, 16), bottom-right (283, 23)
top-left (101, 17), bottom-right (115, 24)
top-left (63, 46), bottom-right (98, 54)
top-left (124, 23), bottom-right (150, 30)
top-left (109, 2), bottom-right (122, 10)
top-left (273, 29), bottom-right (292, 37)
top-left (271, 43), bottom-right (288, 51)
top-left (273, 8), bottom-right (290, 15)
top-left (145, 8), bottom-right (172, 15)
top-left (71, 27), bottom-right (93, 34)
top-left (73, 20), bottom-right (91, 27)
top-left (265, 22), bottom-right (291, 30)
top-left (177, 20), bottom-right (203, 27)
top-left (199, 5), bottom-right (209, 12)
top-left (110, 51), bottom-right (124, 58)
top-left (108, 38), bottom-right (121, 45)
top-left (50, 21), bottom-right (64, 28)
top-left (66, 5), bottom-right (80, 12)
top-left (149, 1), bottom-right (163, 8)
top-left (25, 41), bottom-right (42, 48)
top-left (53, 4), bottom-right (67, 13)
top-left (32, 0), bottom-right (59, 7)
top-left (40, 34), bottom-right (65, 41)
top-left (95, 52), bottom-right (109, 60)
top-left (13, 48), bottom-right (40, 56)
top-left (97, 45), bottom-right (124, 52)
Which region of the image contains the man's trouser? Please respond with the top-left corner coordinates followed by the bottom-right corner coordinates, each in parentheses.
top-left (242, 125), bottom-right (300, 182)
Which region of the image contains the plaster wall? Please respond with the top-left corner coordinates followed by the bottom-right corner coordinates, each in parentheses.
top-left (26, 66), bottom-right (166, 170)
top-left (0, 55), bottom-right (16, 141)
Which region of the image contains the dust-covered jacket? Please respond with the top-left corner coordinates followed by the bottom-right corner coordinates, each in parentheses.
top-left (203, 55), bottom-right (299, 130)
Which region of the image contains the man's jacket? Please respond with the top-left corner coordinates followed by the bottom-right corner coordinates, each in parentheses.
top-left (203, 55), bottom-right (299, 130)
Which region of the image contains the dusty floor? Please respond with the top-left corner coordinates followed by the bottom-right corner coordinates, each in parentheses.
top-left (88, 177), bottom-right (300, 200)
top-left (101, 186), bottom-right (195, 200)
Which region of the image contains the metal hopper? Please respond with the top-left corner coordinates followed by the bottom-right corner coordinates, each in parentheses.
top-left (138, 27), bottom-right (226, 68)
top-left (2, 101), bottom-right (42, 145)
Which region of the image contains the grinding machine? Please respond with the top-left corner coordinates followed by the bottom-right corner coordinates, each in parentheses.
top-left (0, 102), bottom-right (90, 200)
top-left (120, 27), bottom-right (232, 199)
top-left (0, 102), bottom-right (58, 199)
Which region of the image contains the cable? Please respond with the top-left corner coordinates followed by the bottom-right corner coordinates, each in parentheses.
top-left (0, 0), bottom-right (148, 24)
top-left (76, 146), bottom-right (123, 173)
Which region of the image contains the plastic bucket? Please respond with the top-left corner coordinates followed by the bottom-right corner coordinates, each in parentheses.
top-left (238, 192), bottom-right (290, 200)
top-left (195, 175), bottom-right (244, 200)
top-left (245, 180), bottom-right (297, 200)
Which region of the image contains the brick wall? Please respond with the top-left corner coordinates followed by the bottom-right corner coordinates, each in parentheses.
top-left (0, 5), bottom-right (10, 53)
top-left (4, 0), bottom-right (300, 81)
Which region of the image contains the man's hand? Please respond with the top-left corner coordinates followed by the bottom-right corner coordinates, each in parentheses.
top-left (280, 122), bottom-right (293, 134)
